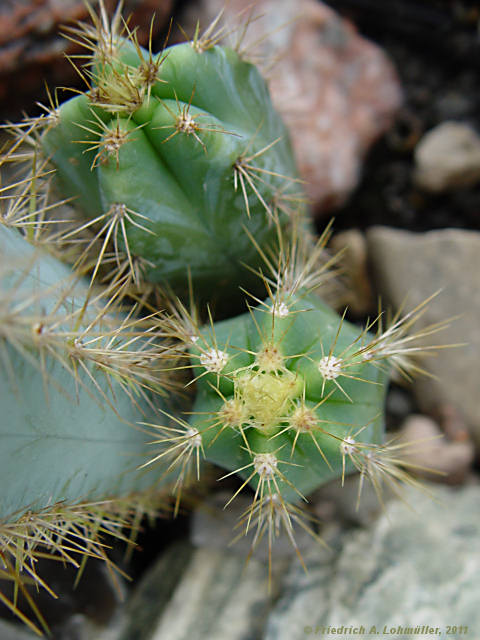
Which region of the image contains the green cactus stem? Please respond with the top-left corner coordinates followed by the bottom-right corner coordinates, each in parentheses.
top-left (31, 7), bottom-right (305, 303)
top-left (188, 290), bottom-right (388, 502)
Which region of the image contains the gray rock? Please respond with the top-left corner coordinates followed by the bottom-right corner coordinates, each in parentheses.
top-left (191, 491), bottom-right (315, 562)
top-left (50, 613), bottom-right (126, 640)
top-left (397, 414), bottom-right (474, 484)
top-left (0, 619), bottom-right (38, 640)
top-left (266, 484), bottom-right (480, 640)
top-left (329, 230), bottom-right (375, 317)
top-left (414, 121), bottom-right (480, 192)
top-left (119, 541), bottom-right (195, 640)
top-left (367, 227), bottom-right (480, 452)
top-left (0, 612), bottom-right (125, 640)
top-left (125, 542), bottom-right (287, 640)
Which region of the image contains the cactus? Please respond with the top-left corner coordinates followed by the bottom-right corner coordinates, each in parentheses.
top-left (154, 227), bottom-right (447, 565)
top-left (26, 0), bottom-right (305, 304)
top-left (0, 223), bottom-right (179, 633)
top-left (0, 1), bottom-right (452, 634)
top-left (0, 223), bottom-right (174, 518)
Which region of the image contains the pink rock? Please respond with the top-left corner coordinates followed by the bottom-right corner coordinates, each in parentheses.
top-left (179, 0), bottom-right (402, 216)
top-left (397, 415), bottom-right (475, 486)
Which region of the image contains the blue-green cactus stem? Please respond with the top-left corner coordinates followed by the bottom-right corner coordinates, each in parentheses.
top-left (0, 225), bottom-right (172, 523)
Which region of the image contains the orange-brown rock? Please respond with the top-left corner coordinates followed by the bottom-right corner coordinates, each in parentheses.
top-left (0, 0), bottom-right (173, 117)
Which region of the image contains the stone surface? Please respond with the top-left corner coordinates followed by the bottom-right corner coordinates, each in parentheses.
top-left (190, 491), bottom-right (315, 563)
top-left (266, 484), bottom-right (480, 640)
top-left (119, 541), bottom-right (195, 640)
top-left (433, 403), bottom-right (472, 444)
top-left (397, 414), bottom-right (475, 485)
top-left (178, 0), bottom-right (402, 215)
top-left (414, 121), bottom-right (480, 192)
top-left (367, 226), bottom-right (480, 454)
top-left (0, 619), bottom-right (38, 640)
top-left (329, 229), bottom-right (375, 316)
top-left (122, 541), bottom-right (287, 640)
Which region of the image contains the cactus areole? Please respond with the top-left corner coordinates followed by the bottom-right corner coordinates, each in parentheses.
top-left (41, 37), bottom-right (303, 299)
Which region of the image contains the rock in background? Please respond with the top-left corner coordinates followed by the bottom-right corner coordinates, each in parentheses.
top-left (367, 226), bottom-right (480, 456)
top-left (73, 483), bottom-right (479, 640)
top-left (118, 541), bottom-right (288, 640)
top-left (414, 121), bottom-right (480, 193)
top-left (397, 414), bottom-right (475, 485)
top-left (266, 484), bottom-right (480, 640)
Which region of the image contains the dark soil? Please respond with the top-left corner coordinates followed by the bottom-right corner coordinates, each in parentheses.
top-left (322, 0), bottom-right (480, 233)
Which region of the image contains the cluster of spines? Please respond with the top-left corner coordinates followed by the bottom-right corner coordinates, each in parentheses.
top-left (0, 248), bottom-right (176, 412)
top-left (0, 490), bottom-right (172, 636)
top-left (142, 226), bottom-right (451, 574)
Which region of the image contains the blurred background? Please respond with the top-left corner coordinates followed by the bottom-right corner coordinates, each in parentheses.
top-left (0, 1), bottom-right (479, 639)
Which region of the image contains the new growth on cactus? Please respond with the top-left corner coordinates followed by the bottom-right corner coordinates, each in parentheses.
top-left (0, 0), bottom-right (453, 634)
